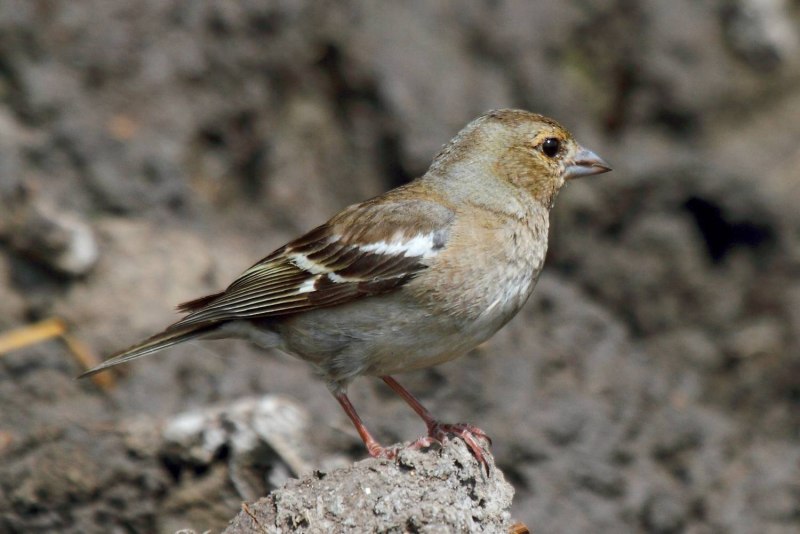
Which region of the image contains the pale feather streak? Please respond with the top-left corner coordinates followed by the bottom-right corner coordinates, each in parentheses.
top-left (358, 233), bottom-right (437, 259)
top-left (297, 276), bottom-right (320, 294)
top-left (287, 233), bottom-right (437, 283)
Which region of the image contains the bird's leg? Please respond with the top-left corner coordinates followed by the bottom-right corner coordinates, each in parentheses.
top-left (334, 391), bottom-right (396, 459)
top-left (381, 376), bottom-right (491, 466)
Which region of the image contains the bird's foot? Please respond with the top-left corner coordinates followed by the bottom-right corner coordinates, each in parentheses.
top-left (409, 422), bottom-right (492, 469)
top-left (366, 442), bottom-right (398, 460)
top-left (407, 435), bottom-right (438, 450)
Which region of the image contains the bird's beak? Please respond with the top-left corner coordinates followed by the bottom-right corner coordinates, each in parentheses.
top-left (565, 146), bottom-right (612, 180)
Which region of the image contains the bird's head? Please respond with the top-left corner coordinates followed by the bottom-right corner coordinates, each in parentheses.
top-left (430, 109), bottom-right (611, 208)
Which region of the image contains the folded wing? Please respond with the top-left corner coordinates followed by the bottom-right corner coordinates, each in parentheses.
top-left (171, 198), bottom-right (454, 328)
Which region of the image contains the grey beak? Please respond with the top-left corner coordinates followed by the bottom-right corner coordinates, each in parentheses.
top-left (565, 147), bottom-right (612, 180)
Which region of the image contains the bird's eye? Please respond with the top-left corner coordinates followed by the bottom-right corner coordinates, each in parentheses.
top-left (541, 137), bottom-right (560, 158)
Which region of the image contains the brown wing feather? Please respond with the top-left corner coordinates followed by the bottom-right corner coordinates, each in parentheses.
top-left (169, 197), bottom-right (454, 328)
top-left (176, 292), bottom-right (225, 313)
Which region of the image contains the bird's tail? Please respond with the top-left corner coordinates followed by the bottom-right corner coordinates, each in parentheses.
top-left (79, 323), bottom-right (220, 378)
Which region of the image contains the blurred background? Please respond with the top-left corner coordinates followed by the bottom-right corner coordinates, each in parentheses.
top-left (1, 1), bottom-right (799, 532)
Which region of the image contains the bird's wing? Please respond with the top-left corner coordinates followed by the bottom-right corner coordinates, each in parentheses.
top-left (170, 198), bottom-right (454, 327)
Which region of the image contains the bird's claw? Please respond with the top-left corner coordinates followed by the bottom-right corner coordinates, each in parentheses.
top-left (434, 422), bottom-right (492, 446)
top-left (408, 422), bottom-right (492, 470)
top-left (366, 444), bottom-right (398, 460)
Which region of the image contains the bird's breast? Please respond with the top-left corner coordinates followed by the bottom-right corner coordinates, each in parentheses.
top-left (412, 205), bottom-right (549, 331)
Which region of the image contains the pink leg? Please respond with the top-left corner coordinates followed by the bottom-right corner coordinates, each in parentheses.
top-left (381, 376), bottom-right (491, 467)
top-left (334, 392), bottom-right (395, 459)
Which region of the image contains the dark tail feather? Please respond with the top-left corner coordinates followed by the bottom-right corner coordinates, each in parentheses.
top-left (176, 292), bottom-right (225, 313)
top-left (78, 323), bottom-right (220, 378)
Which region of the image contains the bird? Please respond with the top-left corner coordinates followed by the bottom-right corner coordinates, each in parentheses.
top-left (81, 109), bottom-right (611, 467)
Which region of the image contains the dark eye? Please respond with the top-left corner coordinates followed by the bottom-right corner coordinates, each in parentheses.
top-left (541, 137), bottom-right (560, 158)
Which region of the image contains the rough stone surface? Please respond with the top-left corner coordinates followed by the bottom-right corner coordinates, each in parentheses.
top-left (224, 439), bottom-right (513, 534)
top-left (0, 1), bottom-right (799, 533)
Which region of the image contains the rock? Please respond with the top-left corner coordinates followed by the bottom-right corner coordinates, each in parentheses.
top-left (152, 395), bottom-right (347, 501)
top-left (224, 439), bottom-right (514, 534)
top-left (0, 188), bottom-right (99, 277)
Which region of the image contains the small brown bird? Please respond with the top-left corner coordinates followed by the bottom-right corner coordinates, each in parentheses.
top-left (82, 109), bottom-right (610, 466)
